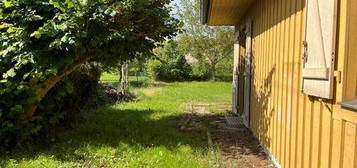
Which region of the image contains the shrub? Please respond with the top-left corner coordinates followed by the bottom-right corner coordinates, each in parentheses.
top-left (147, 55), bottom-right (192, 81)
top-left (190, 62), bottom-right (211, 81)
top-left (147, 60), bottom-right (163, 81)
top-left (0, 64), bottom-right (104, 146)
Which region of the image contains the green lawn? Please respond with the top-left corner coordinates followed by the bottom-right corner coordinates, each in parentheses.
top-left (1, 81), bottom-right (232, 168)
top-left (100, 72), bottom-right (148, 84)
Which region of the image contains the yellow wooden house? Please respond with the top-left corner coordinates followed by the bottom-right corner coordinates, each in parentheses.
top-left (201, 0), bottom-right (357, 167)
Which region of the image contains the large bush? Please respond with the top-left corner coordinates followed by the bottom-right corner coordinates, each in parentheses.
top-left (1, 63), bottom-right (103, 145)
top-left (147, 55), bottom-right (192, 81)
top-left (0, 0), bottom-right (177, 145)
top-left (148, 40), bottom-right (192, 81)
top-left (189, 62), bottom-right (211, 81)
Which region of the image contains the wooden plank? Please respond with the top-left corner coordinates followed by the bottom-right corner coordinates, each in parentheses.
top-left (276, 0), bottom-right (284, 162)
top-left (267, 0), bottom-right (275, 151)
top-left (302, 68), bottom-right (329, 79)
top-left (311, 101), bottom-right (321, 168)
top-left (333, 107), bottom-right (357, 124)
top-left (342, 122), bottom-right (356, 168)
top-left (319, 103), bottom-right (333, 168)
top-left (295, 1), bottom-right (305, 167)
top-left (271, 0), bottom-right (279, 157)
top-left (280, 0), bottom-right (291, 164)
top-left (289, 0), bottom-right (298, 167)
top-left (287, 0), bottom-right (296, 166)
top-left (335, 0), bottom-right (349, 102)
top-left (303, 99), bottom-right (313, 168)
top-left (344, 0), bottom-right (357, 100)
top-left (262, 0), bottom-right (268, 144)
top-left (331, 119), bottom-right (343, 168)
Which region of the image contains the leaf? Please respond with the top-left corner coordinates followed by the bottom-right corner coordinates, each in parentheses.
top-left (3, 68), bottom-right (16, 78)
top-left (80, 0), bottom-right (88, 6)
top-left (30, 15), bottom-right (43, 21)
top-left (110, 10), bottom-right (117, 17)
top-left (6, 27), bottom-right (15, 33)
top-left (0, 24), bottom-right (9, 29)
top-left (30, 31), bottom-right (42, 39)
top-left (10, 105), bottom-right (23, 114)
top-left (46, 68), bottom-right (58, 75)
top-left (65, 0), bottom-right (75, 8)
top-left (49, 0), bottom-right (66, 11)
top-left (4, 0), bottom-right (13, 8)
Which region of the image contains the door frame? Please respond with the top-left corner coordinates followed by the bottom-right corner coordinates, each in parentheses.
top-left (242, 20), bottom-right (253, 127)
top-left (232, 31), bottom-right (241, 114)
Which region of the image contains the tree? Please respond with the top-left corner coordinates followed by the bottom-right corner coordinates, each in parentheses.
top-left (119, 62), bottom-right (129, 94)
top-left (0, 0), bottom-right (178, 143)
top-left (174, 0), bottom-right (234, 81)
top-left (147, 40), bottom-right (192, 81)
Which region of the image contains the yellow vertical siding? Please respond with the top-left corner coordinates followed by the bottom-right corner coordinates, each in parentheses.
top-left (236, 0), bottom-right (357, 167)
top-left (343, 0), bottom-right (357, 100)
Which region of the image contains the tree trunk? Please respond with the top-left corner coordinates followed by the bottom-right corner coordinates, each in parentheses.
top-left (118, 65), bottom-right (122, 85)
top-left (211, 64), bottom-right (216, 81)
top-left (120, 62), bottom-right (129, 95)
top-left (19, 56), bottom-right (93, 121)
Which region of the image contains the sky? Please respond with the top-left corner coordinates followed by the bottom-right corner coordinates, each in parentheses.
top-left (168, 0), bottom-right (183, 18)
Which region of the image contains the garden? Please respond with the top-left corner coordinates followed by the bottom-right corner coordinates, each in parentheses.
top-left (0, 0), bottom-right (274, 167)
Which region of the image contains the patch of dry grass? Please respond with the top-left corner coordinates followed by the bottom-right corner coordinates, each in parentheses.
top-left (141, 87), bottom-right (163, 96)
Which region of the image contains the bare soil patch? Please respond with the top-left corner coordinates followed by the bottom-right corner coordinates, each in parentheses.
top-left (178, 102), bottom-right (276, 168)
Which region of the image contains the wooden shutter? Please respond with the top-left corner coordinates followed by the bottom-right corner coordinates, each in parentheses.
top-left (302, 0), bottom-right (338, 99)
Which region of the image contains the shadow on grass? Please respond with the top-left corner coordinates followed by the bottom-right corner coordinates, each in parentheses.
top-left (0, 106), bottom-right (209, 165)
top-left (0, 104), bottom-right (267, 167)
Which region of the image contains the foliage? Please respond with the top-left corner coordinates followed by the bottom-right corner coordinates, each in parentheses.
top-left (39, 63), bottom-right (104, 126)
top-left (147, 59), bottom-right (163, 80)
top-left (174, 0), bottom-right (235, 81)
top-left (0, 0), bottom-right (178, 145)
top-left (190, 61), bottom-right (211, 81)
top-left (148, 40), bottom-right (192, 81)
top-left (2, 63), bottom-right (104, 146)
top-left (147, 56), bottom-right (192, 81)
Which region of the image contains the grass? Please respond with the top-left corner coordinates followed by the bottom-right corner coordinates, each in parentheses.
top-left (100, 72), bottom-right (149, 86)
top-left (0, 81), bottom-right (232, 168)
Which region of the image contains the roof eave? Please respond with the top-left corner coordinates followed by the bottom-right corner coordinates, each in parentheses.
top-left (200, 0), bottom-right (255, 26)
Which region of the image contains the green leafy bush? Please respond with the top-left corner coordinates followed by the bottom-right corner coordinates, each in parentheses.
top-left (147, 40), bottom-right (193, 81)
top-left (1, 64), bottom-right (104, 146)
top-left (147, 55), bottom-right (192, 81)
top-left (147, 60), bottom-right (163, 80)
top-left (190, 62), bottom-right (211, 81)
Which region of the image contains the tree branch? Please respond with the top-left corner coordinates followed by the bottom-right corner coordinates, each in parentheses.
top-left (19, 55), bottom-right (96, 121)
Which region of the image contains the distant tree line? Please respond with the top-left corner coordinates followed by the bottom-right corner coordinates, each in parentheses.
top-left (147, 0), bottom-right (235, 82)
